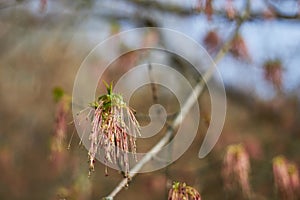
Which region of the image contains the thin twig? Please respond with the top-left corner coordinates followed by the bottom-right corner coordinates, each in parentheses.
top-left (121, 0), bottom-right (300, 21)
top-left (103, 2), bottom-right (250, 199)
top-left (102, 60), bottom-right (215, 200)
top-left (103, 35), bottom-right (236, 200)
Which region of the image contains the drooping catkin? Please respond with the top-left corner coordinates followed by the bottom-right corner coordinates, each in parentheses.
top-left (87, 83), bottom-right (141, 176)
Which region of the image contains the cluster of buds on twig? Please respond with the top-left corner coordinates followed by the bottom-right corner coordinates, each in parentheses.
top-left (273, 156), bottom-right (300, 200)
top-left (88, 82), bottom-right (141, 177)
top-left (168, 181), bottom-right (201, 200)
top-left (222, 144), bottom-right (251, 198)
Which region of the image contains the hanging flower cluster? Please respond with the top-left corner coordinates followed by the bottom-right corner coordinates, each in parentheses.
top-left (50, 87), bottom-right (70, 170)
top-left (222, 144), bottom-right (251, 198)
top-left (273, 156), bottom-right (300, 200)
top-left (168, 181), bottom-right (201, 200)
top-left (88, 83), bottom-right (141, 176)
top-left (52, 99), bottom-right (69, 153)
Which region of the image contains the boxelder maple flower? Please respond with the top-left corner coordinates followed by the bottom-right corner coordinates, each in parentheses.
top-left (51, 88), bottom-right (70, 156)
top-left (273, 156), bottom-right (300, 200)
top-left (222, 144), bottom-right (251, 197)
top-left (88, 83), bottom-right (141, 177)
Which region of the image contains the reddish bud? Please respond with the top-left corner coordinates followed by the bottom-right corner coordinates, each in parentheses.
top-left (204, 30), bottom-right (221, 53)
top-left (205, 0), bottom-right (213, 20)
top-left (195, 0), bottom-right (203, 12)
top-left (230, 34), bottom-right (250, 61)
top-left (39, 0), bottom-right (47, 13)
top-left (263, 8), bottom-right (276, 20)
top-left (263, 59), bottom-right (283, 90)
top-left (225, 0), bottom-right (235, 19)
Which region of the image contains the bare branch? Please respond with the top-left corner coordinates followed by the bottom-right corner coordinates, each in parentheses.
top-left (122, 0), bottom-right (300, 21)
top-left (102, 1), bottom-right (251, 199)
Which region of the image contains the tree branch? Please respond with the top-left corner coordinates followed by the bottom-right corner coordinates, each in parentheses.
top-left (102, 1), bottom-right (250, 199)
top-left (122, 0), bottom-right (300, 21)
